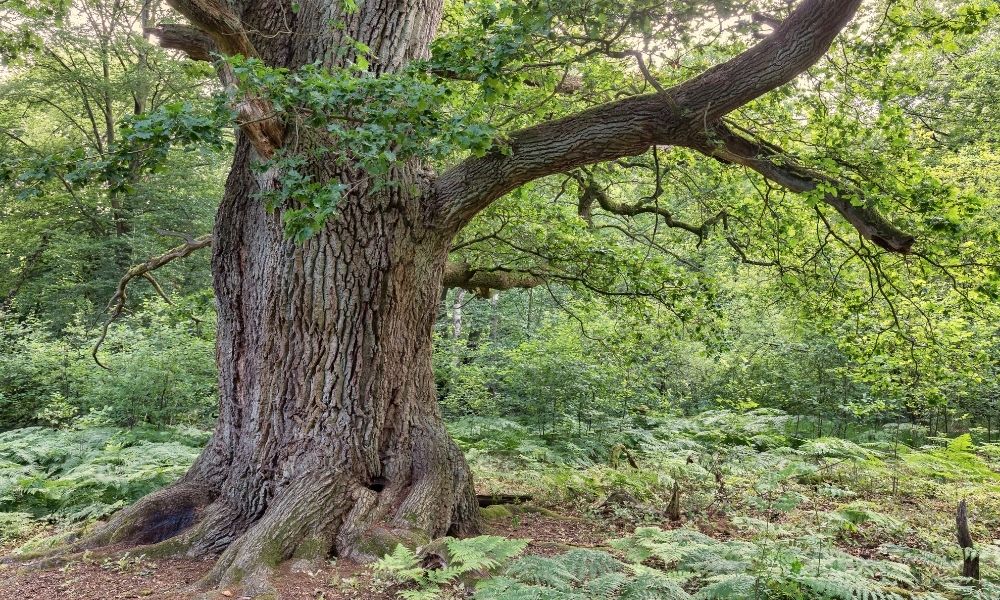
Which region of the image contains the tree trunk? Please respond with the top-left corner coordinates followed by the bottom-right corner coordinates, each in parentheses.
top-left (86, 145), bottom-right (479, 595)
top-left (451, 288), bottom-right (466, 339)
top-left (76, 0), bottom-right (479, 594)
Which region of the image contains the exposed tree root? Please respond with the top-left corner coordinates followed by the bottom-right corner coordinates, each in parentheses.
top-left (82, 481), bottom-right (216, 548)
top-left (5, 438), bottom-right (481, 598)
top-left (197, 472), bottom-right (351, 595)
top-left (2, 481), bottom-right (215, 567)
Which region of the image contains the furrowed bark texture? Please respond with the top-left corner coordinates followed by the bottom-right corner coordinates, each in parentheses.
top-left (93, 0), bottom-right (478, 594)
top-left (89, 0), bottom-right (909, 595)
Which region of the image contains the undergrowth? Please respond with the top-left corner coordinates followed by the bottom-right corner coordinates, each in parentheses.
top-left (0, 425), bottom-right (205, 547)
top-left (2, 409), bottom-right (999, 599)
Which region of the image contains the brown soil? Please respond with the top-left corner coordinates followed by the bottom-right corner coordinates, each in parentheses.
top-left (0, 510), bottom-right (616, 600)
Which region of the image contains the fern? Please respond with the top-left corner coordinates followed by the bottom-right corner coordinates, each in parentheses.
top-left (620, 572), bottom-right (692, 600)
top-left (799, 437), bottom-right (880, 463)
top-left (447, 535), bottom-right (529, 572)
top-left (377, 536), bottom-right (529, 598)
top-left (503, 555), bottom-right (580, 588)
top-left (0, 425), bottom-right (204, 544)
top-left (694, 573), bottom-right (757, 599)
top-left (375, 544), bottom-right (425, 582)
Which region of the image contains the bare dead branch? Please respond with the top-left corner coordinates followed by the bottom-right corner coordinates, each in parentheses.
top-left (92, 234), bottom-right (213, 369)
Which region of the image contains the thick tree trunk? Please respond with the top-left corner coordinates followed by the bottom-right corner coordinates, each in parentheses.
top-left (76, 0), bottom-right (479, 594)
top-left (87, 150), bottom-right (479, 594)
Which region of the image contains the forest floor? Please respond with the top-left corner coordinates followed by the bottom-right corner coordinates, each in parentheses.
top-left (4, 414), bottom-right (1000, 598)
top-left (0, 511), bottom-right (623, 599)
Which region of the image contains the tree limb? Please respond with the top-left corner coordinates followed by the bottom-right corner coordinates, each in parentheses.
top-left (147, 1), bottom-right (283, 158)
top-left (443, 261), bottom-right (544, 297)
top-left (432, 0), bottom-right (912, 253)
top-left (570, 171), bottom-right (718, 238)
top-left (92, 234), bottom-right (213, 369)
top-left (145, 23), bottom-right (216, 62)
top-left (698, 123), bottom-right (914, 253)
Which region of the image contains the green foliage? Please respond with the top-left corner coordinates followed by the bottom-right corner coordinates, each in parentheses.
top-left (376, 535), bottom-right (529, 598)
top-left (228, 57), bottom-right (495, 240)
top-left (607, 526), bottom-right (918, 600)
top-left (475, 548), bottom-right (690, 600)
top-left (0, 298), bottom-right (217, 430)
top-left (0, 99), bottom-right (231, 200)
top-left (0, 426), bottom-right (204, 528)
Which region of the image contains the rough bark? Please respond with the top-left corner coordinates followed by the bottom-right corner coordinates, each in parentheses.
top-left (84, 0), bottom-right (478, 595)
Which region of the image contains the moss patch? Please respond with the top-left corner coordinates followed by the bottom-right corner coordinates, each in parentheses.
top-left (291, 535), bottom-right (327, 560)
top-left (480, 505), bottom-right (513, 521)
top-left (260, 539), bottom-right (285, 568)
top-left (139, 536), bottom-right (191, 558)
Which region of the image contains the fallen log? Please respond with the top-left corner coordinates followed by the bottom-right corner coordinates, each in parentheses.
top-left (477, 494), bottom-right (533, 507)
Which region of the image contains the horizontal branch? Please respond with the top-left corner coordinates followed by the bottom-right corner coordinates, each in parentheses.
top-left (443, 261), bottom-right (544, 296)
top-left (162, 0), bottom-right (255, 57)
top-left (697, 123), bottom-right (914, 253)
top-left (146, 23), bottom-right (216, 62)
top-left (431, 0), bottom-right (917, 253)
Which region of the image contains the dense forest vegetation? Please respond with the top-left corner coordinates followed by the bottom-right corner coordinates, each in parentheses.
top-left (2, 0), bottom-right (1000, 598)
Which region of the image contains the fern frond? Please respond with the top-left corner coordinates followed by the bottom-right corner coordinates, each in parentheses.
top-left (503, 555), bottom-right (579, 588)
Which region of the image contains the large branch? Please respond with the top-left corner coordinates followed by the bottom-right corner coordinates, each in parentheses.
top-left (431, 0), bottom-right (913, 252)
top-left (699, 123), bottom-right (914, 253)
top-left (443, 261), bottom-right (544, 296)
top-left (148, 1), bottom-right (283, 158)
top-left (161, 0), bottom-right (255, 57)
top-left (146, 23), bottom-right (217, 62)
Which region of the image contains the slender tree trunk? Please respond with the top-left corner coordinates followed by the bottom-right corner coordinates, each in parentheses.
top-left (451, 289), bottom-right (466, 339)
top-left (489, 291), bottom-right (500, 341)
top-left (77, 0), bottom-right (479, 594)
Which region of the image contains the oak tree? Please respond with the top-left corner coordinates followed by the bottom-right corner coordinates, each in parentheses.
top-left (51, 0), bottom-right (923, 594)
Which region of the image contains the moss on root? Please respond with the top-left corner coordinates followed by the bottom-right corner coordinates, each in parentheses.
top-left (480, 505), bottom-right (513, 521)
top-left (138, 536), bottom-right (193, 559)
top-left (356, 527), bottom-right (430, 559)
top-left (260, 540), bottom-right (285, 568)
top-left (291, 535), bottom-right (327, 560)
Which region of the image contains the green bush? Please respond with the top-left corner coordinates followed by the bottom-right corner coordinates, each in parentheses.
top-left (0, 297), bottom-right (217, 430)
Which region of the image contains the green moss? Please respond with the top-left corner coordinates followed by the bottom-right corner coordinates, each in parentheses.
top-left (480, 505), bottom-right (513, 521)
top-left (356, 527), bottom-right (431, 558)
top-left (292, 535), bottom-right (327, 560)
top-left (357, 531), bottom-right (399, 558)
top-left (16, 529), bottom-right (76, 555)
top-left (140, 536), bottom-right (191, 558)
top-left (228, 567), bottom-right (245, 584)
top-left (260, 539), bottom-right (285, 568)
